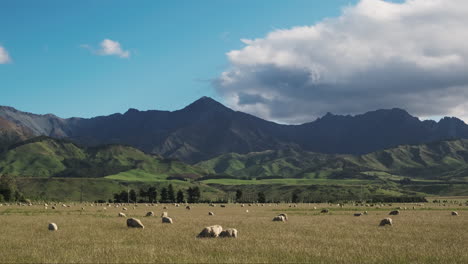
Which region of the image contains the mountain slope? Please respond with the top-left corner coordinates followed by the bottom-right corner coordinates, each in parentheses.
top-left (0, 137), bottom-right (207, 179)
top-left (2, 98), bottom-right (468, 163)
top-left (199, 139), bottom-right (468, 181)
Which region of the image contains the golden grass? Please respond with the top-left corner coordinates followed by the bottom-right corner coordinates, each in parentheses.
top-left (0, 203), bottom-right (467, 263)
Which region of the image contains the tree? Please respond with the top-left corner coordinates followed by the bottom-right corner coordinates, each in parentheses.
top-left (257, 192), bottom-right (266, 203)
top-left (148, 187), bottom-right (157, 203)
top-left (129, 189), bottom-right (137, 203)
top-left (187, 186), bottom-right (201, 203)
top-left (160, 187), bottom-right (168, 203)
top-left (0, 174), bottom-right (22, 202)
top-left (176, 190), bottom-right (185, 203)
top-left (139, 188), bottom-right (148, 201)
top-left (113, 190), bottom-right (128, 203)
top-left (168, 184), bottom-right (175, 203)
top-left (235, 189), bottom-right (243, 202)
top-left (292, 190), bottom-right (300, 203)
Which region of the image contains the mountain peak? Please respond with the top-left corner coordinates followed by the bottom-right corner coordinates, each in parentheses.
top-left (182, 96), bottom-right (231, 112)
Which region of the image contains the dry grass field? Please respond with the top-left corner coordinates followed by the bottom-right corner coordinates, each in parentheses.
top-left (0, 202), bottom-right (467, 263)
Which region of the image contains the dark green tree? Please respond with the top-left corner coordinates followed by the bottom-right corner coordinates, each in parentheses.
top-left (187, 186), bottom-right (201, 203)
top-left (257, 191), bottom-right (266, 203)
top-left (129, 189), bottom-right (137, 203)
top-left (0, 174), bottom-right (22, 202)
top-left (160, 187), bottom-right (168, 203)
top-left (168, 184), bottom-right (175, 203)
top-left (292, 190), bottom-right (300, 203)
top-left (235, 189), bottom-right (243, 202)
top-left (176, 190), bottom-right (185, 203)
top-left (148, 187), bottom-right (158, 203)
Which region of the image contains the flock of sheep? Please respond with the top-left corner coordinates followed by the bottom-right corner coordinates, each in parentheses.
top-left (2, 201), bottom-right (461, 237)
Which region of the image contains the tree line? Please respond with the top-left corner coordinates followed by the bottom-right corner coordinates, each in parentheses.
top-left (112, 184), bottom-right (201, 203)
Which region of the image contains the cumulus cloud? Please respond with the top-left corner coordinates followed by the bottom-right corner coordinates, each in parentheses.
top-left (0, 46), bottom-right (11, 64)
top-left (81, 39), bottom-right (130, 58)
top-left (215, 0), bottom-right (468, 124)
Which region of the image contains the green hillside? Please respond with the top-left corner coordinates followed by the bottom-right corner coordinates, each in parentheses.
top-left (0, 136), bottom-right (207, 180)
top-left (198, 139), bottom-right (468, 182)
top-left (2, 137), bottom-right (468, 201)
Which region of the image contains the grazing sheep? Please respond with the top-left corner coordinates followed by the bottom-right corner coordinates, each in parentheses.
top-left (363, 211), bottom-right (368, 215)
top-left (146, 211), bottom-right (154, 217)
top-left (208, 212), bottom-right (214, 216)
top-left (354, 213), bottom-right (363, 216)
top-left (118, 212), bottom-right (126, 217)
top-left (162, 216), bottom-right (173, 224)
top-left (379, 218), bottom-right (393, 226)
top-left (273, 215), bottom-right (286, 222)
top-left (389, 210), bottom-right (400, 215)
top-left (245, 210), bottom-right (249, 213)
top-left (163, 206), bottom-right (168, 209)
top-left (220, 205), bottom-right (226, 208)
top-left (126, 218), bottom-right (144, 228)
top-left (51, 206), bottom-right (56, 210)
top-left (48, 223), bottom-right (58, 231)
top-left (186, 206), bottom-right (191, 210)
top-left (278, 213), bottom-right (288, 221)
top-left (219, 228), bottom-right (238, 238)
top-left (123, 207), bottom-right (128, 211)
top-left (197, 225), bottom-right (223, 238)
top-left (321, 209), bottom-right (329, 213)
top-left (452, 211), bottom-right (459, 216)
top-left (241, 204), bottom-right (245, 207)
top-left (161, 212), bottom-right (168, 218)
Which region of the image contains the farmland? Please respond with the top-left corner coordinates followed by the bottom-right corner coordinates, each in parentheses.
top-left (0, 202), bottom-right (467, 263)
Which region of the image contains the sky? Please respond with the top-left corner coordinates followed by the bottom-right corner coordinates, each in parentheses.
top-left (1, 0), bottom-right (467, 124)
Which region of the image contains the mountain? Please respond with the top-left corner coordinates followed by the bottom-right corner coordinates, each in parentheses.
top-left (1, 98), bottom-right (468, 163)
top-left (0, 136), bottom-right (206, 179)
top-left (199, 139), bottom-right (468, 181)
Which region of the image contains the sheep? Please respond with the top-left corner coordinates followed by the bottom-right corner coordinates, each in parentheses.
top-left (379, 218), bottom-right (393, 226)
top-left (51, 206), bottom-right (56, 210)
top-left (186, 206), bottom-right (191, 210)
top-left (278, 213), bottom-right (288, 221)
top-left (321, 209), bottom-right (329, 213)
top-left (197, 225), bottom-right (223, 238)
top-left (161, 212), bottom-right (168, 218)
top-left (48, 223), bottom-right (58, 231)
top-left (452, 211), bottom-right (459, 216)
top-left (389, 210), bottom-right (400, 215)
top-left (219, 228), bottom-right (238, 238)
top-left (220, 205), bottom-right (226, 208)
top-left (273, 215), bottom-right (286, 222)
top-left (146, 211), bottom-right (154, 217)
top-left (123, 207), bottom-right (128, 211)
top-left (162, 216), bottom-right (173, 224)
top-left (126, 218), bottom-right (144, 228)
top-left (208, 212), bottom-right (214, 216)
top-left (354, 213), bottom-right (363, 216)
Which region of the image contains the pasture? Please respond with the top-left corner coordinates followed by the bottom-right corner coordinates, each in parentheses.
top-left (0, 202), bottom-right (467, 263)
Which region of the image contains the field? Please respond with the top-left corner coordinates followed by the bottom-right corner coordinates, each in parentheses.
top-left (0, 202), bottom-right (467, 263)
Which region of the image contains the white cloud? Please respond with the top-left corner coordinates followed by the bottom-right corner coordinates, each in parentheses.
top-left (215, 0), bottom-right (468, 124)
top-left (99, 39), bottom-right (130, 58)
top-left (0, 46), bottom-right (11, 64)
top-left (82, 39), bottom-right (130, 58)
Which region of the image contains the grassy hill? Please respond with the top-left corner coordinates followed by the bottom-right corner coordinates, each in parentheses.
top-left (2, 137), bottom-right (468, 201)
top-left (198, 139), bottom-right (468, 181)
top-left (0, 136), bottom-right (207, 180)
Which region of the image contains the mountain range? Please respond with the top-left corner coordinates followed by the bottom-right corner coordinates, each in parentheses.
top-left (1, 97), bottom-right (468, 163)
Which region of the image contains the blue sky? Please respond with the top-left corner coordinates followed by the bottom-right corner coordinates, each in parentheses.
top-left (0, 0), bottom-right (358, 118)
